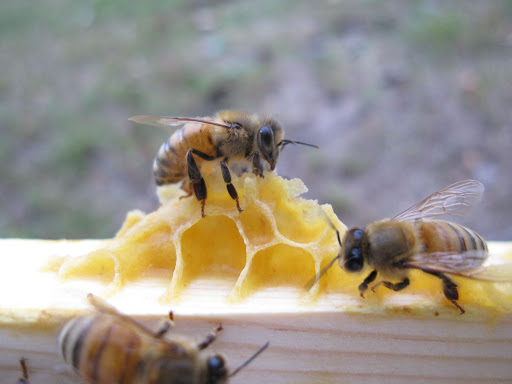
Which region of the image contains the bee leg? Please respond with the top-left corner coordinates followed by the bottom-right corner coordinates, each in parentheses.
top-left (154, 311), bottom-right (175, 338)
top-left (251, 151), bottom-right (264, 177)
top-left (18, 357), bottom-right (29, 383)
top-left (424, 271), bottom-right (465, 314)
top-left (198, 324), bottom-right (224, 350)
top-left (154, 323), bottom-right (171, 338)
top-left (221, 160), bottom-right (243, 213)
top-left (371, 277), bottom-right (410, 293)
top-left (187, 149), bottom-right (217, 217)
top-left (179, 180), bottom-right (194, 200)
top-left (358, 270), bottom-right (378, 298)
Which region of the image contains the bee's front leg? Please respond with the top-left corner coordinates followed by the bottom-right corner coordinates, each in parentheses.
top-left (154, 311), bottom-right (175, 339)
top-left (358, 270), bottom-right (378, 298)
top-left (198, 324), bottom-right (223, 350)
top-left (250, 151), bottom-right (264, 178)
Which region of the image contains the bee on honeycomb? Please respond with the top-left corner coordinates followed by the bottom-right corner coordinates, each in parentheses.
top-left (56, 171), bottom-right (344, 301)
top-left (53, 170), bottom-right (512, 312)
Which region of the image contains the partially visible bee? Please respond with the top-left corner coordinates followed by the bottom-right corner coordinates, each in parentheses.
top-left (310, 180), bottom-right (512, 314)
top-left (17, 358), bottom-right (29, 384)
top-left (58, 294), bottom-right (268, 383)
top-left (129, 111), bottom-right (317, 217)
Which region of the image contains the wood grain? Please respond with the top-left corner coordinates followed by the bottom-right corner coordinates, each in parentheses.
top-left (1, 239), bottom-right (512, 383)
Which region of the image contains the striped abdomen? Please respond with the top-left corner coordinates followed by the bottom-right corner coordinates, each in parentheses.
top-left (417, 220), bottom-right (488, 254)
top-left (59, 314), bottom-right (147, 383)
top-left (153, 122), bottom-right (218, 186)
top-left (59, 314), bottom-right (197, 384)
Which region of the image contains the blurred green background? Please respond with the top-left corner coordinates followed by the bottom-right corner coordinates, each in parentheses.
top-left (1, 0), bottom-right (511, 239)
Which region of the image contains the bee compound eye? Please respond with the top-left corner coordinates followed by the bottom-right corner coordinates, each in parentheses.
top-left (353, 229), bottom-right (364, 241)
top-left (343, 247), bottom-right (363, 272)
top-left (343, 228), bottom-right (365, 272)
top-left (258, 126), bottom-right (274, 148)
top-left (208, 355), bottom-right (227, 382)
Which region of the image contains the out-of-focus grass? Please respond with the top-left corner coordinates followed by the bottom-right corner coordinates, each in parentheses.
top-left (1, 0), bottom-right (512, 239)
top-left (404, 3), bottom-right (512, 55)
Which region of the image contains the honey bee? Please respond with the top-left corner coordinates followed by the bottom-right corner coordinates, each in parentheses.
top-left (129, 110), bottom-right (317, 217)
top-left (17, 358), bottom-right (29, 384)
top-left (311, 180), bottom-right (512, 314)
top-left (58, 294), bottom-right (268, 383)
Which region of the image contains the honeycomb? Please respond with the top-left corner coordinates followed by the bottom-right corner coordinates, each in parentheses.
top-left (54, 169), bottom-right (512, 312)
top-left (56, 171), bottom-right (346, 301)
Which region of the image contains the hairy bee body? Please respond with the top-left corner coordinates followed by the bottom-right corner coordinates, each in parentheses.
top-left (152, 111), bottom-right (280, 186)
top-left (313, 180), bottom-right (510, 313)
top-left (153, 117), bottom-right (225, 186)
top-left (153, 122), bottom-right (210, 185)
top-left (364, 220), bottom-right (488, 280)
top-left (59, 313), bottom-right (205, 384)
top-left (59, 294), bottom-right (268, 384)
top-left (130, 110), bottom-right (317, 217)
top-left (417, 220), bottom-right (487, 254)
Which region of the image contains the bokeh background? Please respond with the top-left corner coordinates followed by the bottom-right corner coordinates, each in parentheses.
top-left (1, 0), bottom-right (511, 240)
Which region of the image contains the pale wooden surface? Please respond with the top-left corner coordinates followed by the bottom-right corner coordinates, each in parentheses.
top-left (1, 239), bottom-right (512, 383)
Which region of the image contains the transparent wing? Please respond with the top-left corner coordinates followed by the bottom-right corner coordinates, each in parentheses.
top-left (392, 180), bottom-right (484, 222)
top-left (404, 250), bottom-right (512, 281)
top-left (467, 263), bottom-right (512, 281)
top-left (87, 293), bottom-right (125, 317)
top-left (87, 294), bottom-right (165, 338)
top-left (128, 115), bottom-right (230, 129)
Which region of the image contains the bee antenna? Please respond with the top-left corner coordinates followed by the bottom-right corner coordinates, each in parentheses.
top-left (305, 254), bottom-right (341, 291)
top-left (278, 139), bottom-right (319, 149)
top-left (304, 208), bottom-right (343, 290)
top-left (229, 341), bottom-right (269, 377)
top-left (317, 208), bottom-right (342, 246)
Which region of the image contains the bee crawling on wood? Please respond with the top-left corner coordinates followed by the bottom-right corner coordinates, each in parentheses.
top-left (129, 110), bottom-right (317, 217)
top-left (58, 294), bottom-right (268, 383)
top-left (309, 180), bottom-right (512, 313)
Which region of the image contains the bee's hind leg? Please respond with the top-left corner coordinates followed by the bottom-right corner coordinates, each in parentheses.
top-left (187, 149), bottom-right (217, 217)
top-left (423, 270), bottom-right (465, 314)
top-left (220, 160), bottom-right (243, 213)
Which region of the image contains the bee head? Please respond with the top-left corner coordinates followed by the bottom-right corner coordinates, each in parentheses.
top-left (257, 119), bottom-right (283, 170)
top-left (341, 228), bottom-right (366, 273)
top-left (206, 354), bottom-right (228, 384)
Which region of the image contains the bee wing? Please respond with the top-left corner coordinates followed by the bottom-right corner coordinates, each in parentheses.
top-left (87, 293), bottom-right (125, 317)
top-left (129, 115), bottom-right (231, 129)
top-left (392, 180), bottom-right (484, 222)
top-left (467, 263), bottom-right (512, 281)
top-left (87, 294), bottom-right (168, 339)
top-left (404, 250), bottom-right (512, 281)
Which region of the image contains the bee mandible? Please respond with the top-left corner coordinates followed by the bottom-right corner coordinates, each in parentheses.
top-left (310, 180), bottom-right (512, 314)
top-left (58, 294), bottom-right (268, 383)
top-left (129, 110), bottom-right (317, 217)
